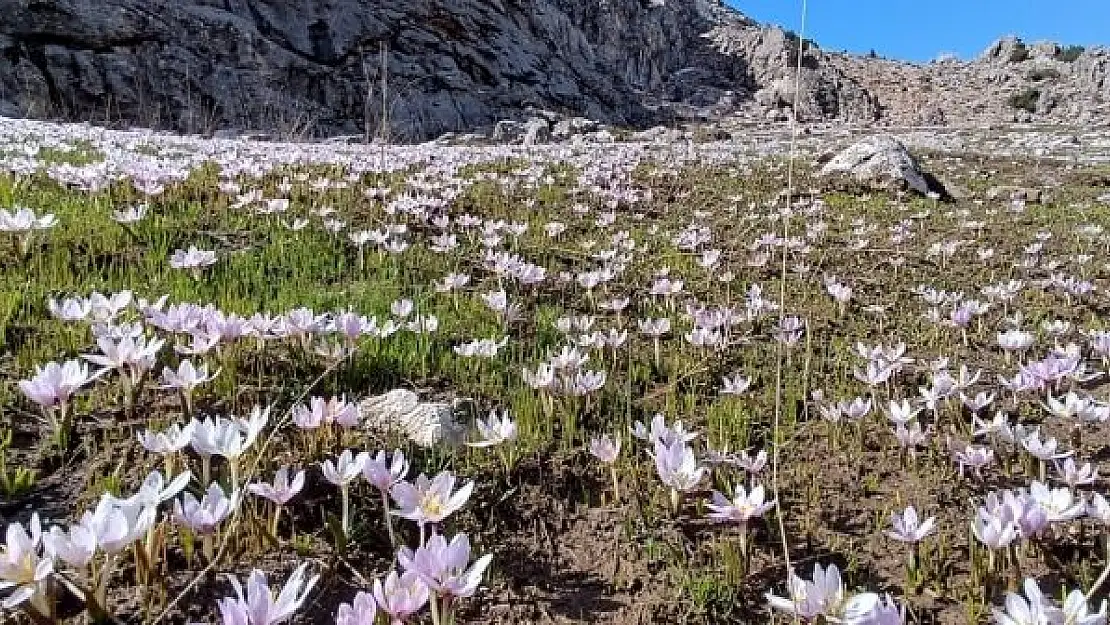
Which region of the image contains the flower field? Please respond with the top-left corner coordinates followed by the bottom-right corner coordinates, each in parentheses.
top-left (2, 117), bottom-right (1110, 623)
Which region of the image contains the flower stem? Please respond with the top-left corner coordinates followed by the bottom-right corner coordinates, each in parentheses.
top-left (271, 506), bottom-right (282, 540)
top-left (430, 593), bottom-right (442, 625)
top-left (341, 485), bottom-right (350, 539)
top-left (203, 534), bottom-right (215, 564)
top-left (230, 460), bottom-right (240, 493)
top-left (381, 490), bottom-right (396, 548)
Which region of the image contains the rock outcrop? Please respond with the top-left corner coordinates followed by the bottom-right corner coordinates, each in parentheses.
top-left (820, 135), bottom-right (938, 196)
top-left (0, 0), bottom-right (878, 140)
top-left (830, 37), bottom-right (1110, 128)
top-left (0, 4), bottom-right (1106, 140)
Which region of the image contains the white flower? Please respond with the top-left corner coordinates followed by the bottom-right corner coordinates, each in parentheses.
top-left (322, 450), bottom-right (369, 487)
top-left (173, 482), bottom-right (237, 534)
top-left (653, 440), bottom-right (705, 492)
top-left (137, 421), bottom-right (196, 454)
top-left (468, 410), bottom-right (518, 448)
top-left (0, 514), bottom-right (54, 609)
top-left (248, 466), bottom-right (306, 506)
top-left (169, 245), bottom-right (218, 271)
top-left (217, 563), bottom-right (319, 625)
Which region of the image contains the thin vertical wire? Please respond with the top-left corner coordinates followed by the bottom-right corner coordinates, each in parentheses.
top-left (771, 0), bottom-right (809, 590)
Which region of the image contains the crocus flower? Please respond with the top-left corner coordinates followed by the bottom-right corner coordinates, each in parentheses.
top-left (364, 449), bottom-right (408, 547)
top-left (170, 245), bottom-right (218, 272)
top-left (18, 359), bottom-right (103, 410)
top-left (335, 591), bottom-right (378, 625)
top-left (885, 506), bottom-right (936, 543)
top-left (391, 471), bottom-right (474, 528)
top-left (372, 571), bottom-right (429, 624)
top-left (293, 396), bottom-right (361, 429)
top-left (82, 495), bottom-right (156, 554)
top-left (160, 359), bottom-right (217, 395)
top-left (323, 450), bottom-right (368, 537)
top-left (137, 421), bottom-right (196, 454)
top-left (322, 450), bottom-right (368, 487)
top-left (0, 206), bottom-right (57, 231)
top-left (765, 563), bottom-right (878, 622)
top-left (173, 482), bottom-right (237, 535)
top-left (468, 410), bottom-right (517, 447)
top-left (47, 297), bottom-right (91, 322)
top-left (1029, 481), bottom-right (1085, 523)
top-left (653, 440), bottom-right (706, 512)
top-left (82, 334), bottom-right (164, 383)
top-left (218, 563), bottom-right (319, 625)
top-left (991, 578), bottom-right (1059, 625)
top-left (706, 484), bottom-right (775, 525)
top-left (631, 413), bottom-right (697, 447)
top-left (363, 450), bottom-right (409, 492)
top-left (737, 449), bottom-right (768, 474)
top-left (0, 514), bottom-right (54, 610)
top-left (87, 290), bottom-right (132, 322)
top-left (720, 374), bottom-right (752, 395)
top-left (191, 410), bottom-right (267, 487)
top-left (108, 469), bottom-right (192, 510)
top-left (972, 504), bottom-right (1020, 552)
top-left (46, 522), bottom-right (97, 569)
top-left (1060, 587), bottom-right (1108, 625)
top-left (112, 204), bottom-right (148, 224)
top-left (886, 399), bottom-right (921, 427)
top-left (248, 466), bottom-right (306, 506)
top-left (653, 439), bottom-right (705, 491)
top-left (397, 532), bottom-right (493, 598)
top-left (589, 435), bottom-right (621, 463)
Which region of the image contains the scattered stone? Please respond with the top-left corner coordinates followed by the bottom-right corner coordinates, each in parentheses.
top-left (631, 125), bottom-right (683, 143)
top-left (987, 185), bottom-right (1045, 204)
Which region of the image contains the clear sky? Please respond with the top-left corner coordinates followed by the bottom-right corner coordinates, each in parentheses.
top-left (727, 1), bottom-right (1109, 62)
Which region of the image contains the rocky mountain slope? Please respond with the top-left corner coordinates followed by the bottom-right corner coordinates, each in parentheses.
top-left (0, 0), bottom-right (877, 139)
top-left (829, 37), bottom-right (1110, 128)
top-left (0, 1), bottom-right (1106, 141)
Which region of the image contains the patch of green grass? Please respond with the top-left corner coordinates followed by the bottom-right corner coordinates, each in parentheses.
top-left (37, 140), bottom-right (105, 166)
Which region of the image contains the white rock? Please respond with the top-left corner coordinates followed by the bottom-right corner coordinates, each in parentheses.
top-left (820, 134), bottom-right (931, 195)
top-left (359, 389), bottom-right (466, 448)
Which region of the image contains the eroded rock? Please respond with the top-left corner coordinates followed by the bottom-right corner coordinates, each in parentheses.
top-left (820, 135), bottom-right (938, 196)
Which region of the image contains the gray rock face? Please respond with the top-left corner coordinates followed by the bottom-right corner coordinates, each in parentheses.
top-left (0, 0), bottom-right (880, 140)
top-left (2, 3), bottom-right (1106, 139)
top-left (820, 135), bottom-right (933, 195)
top-left (704, 23), bottom-right (879, 122)
top-left (832, 37), bottom-right (1110, 128)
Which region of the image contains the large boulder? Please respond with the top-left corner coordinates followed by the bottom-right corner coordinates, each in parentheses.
top-left (492, 120), bottom-right (524, 143)
top-left (820, 135), bottom-right (938, 196)
top-left (521, 117), bottom-right (551, 145)
top-left (551, 117), bottom-right (599, 140)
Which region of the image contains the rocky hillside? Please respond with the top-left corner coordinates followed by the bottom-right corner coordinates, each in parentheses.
top-left (0, 0), bottom-right (877, 139)
top-left (0, 1), bottom-right (1105, 140)
top-left (830, 37), bottom-right (1110, 128)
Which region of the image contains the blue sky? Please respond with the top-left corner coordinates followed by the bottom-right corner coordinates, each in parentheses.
top-left (727, 1), bottom-right (1109, 62)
